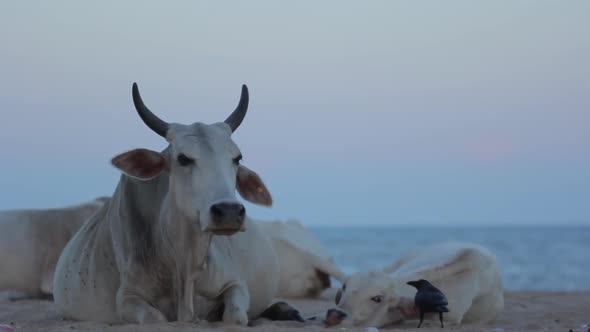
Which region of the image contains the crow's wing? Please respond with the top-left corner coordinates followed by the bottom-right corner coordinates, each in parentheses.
top-left (433, 305), bottom-right (449, 313)
top-left (416, 290), bottom-right (449, 307)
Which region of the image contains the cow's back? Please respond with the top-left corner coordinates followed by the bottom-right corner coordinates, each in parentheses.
top-left (0, 211), bottom-right (43, 294)
top-left (390, 243), bottom-right (504, 323)
top-left (256, 219), bottom-right (344, 297)
top-left (0, 200), bottom-right (103, 296)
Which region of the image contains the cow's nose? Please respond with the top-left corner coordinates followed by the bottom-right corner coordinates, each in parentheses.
top-left (324, 308), bottom-right (347, 327)
top-left (210, 202), bottom-right (246, 225)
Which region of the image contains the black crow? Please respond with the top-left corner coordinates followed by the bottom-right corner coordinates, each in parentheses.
top-left (407, 279), bottom-right (449, 328)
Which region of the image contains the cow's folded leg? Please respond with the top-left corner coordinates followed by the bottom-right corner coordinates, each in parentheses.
top-left (116, 292), bottom-right (167, 324)
top-left (222, 284), bottom-right (250, 326)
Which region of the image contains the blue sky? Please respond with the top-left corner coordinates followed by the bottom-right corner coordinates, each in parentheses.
top-left (1, 1), bottom-right (588, 225)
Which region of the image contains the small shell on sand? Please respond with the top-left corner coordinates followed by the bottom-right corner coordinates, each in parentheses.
top-left (0, 324), bottom-right (15, 332)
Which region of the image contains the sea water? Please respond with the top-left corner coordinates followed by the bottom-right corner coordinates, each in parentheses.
top-left (310, 225), bottom-right (590, 291)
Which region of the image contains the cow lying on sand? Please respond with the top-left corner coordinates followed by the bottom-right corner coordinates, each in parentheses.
top-left (1, 196), bottom-right (343, 300)
top-left (256, 219), bottom-right (346, 297)
top-left (329, 242), bottom-right (504, 328)
top-left (0, 197), bottom-right (108, 300)
top-left (53, 83), bottom-right (301, 325)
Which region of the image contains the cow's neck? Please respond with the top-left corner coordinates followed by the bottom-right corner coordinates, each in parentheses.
top-left (158, 192), bottom-right (214, 322)
top-left (110, 157), bottom-right (215, 322)
top-left (110, 172), bottom-right (170, 266)
top-left (108, 172), bottom-right (184, 320)
top-left (158, 199), bottom-right (213, 271)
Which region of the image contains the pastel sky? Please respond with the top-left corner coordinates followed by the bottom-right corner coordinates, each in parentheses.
top-left (1, 1), bottom-right (588, 225)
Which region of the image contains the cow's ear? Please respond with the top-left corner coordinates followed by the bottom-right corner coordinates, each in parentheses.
top-left (335, 289), bottom-right (343, 305)
top-left (236, 165), bottom-right (272, 206)
top-left (111, 148), bottom-right (167, 180)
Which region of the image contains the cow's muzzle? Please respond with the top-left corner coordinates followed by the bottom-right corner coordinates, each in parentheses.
top-left (207, 202), bottom-right (246, 235)
top-left (324, 308), bottom-right (348, 327)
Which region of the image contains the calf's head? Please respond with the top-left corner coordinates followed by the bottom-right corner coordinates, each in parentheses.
top-left (332, 271), bottom-right (411, 327)
top-left (111, 83), bottom-right (272, 235)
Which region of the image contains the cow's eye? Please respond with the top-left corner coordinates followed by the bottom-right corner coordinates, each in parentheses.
top-left (177, 154), bottom-right (194, 166)
top-left (371, 295), bottom-right (383, 303)
top-left (233, 154), bottom-right (242, 165)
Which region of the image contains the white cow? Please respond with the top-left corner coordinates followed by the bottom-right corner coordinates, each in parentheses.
top-left (0, 197), bottom-right (108, 299)
top-left (256, 219), bottom-right (346, 297)
top-left (332, 242), bottom-right (504, 327)
top-left (1, 198), bottom-right (342, 301)
top-left (54, 83), bottom-right (299, 325)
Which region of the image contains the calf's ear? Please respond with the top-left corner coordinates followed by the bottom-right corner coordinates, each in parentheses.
top-left (236, 165), bottom-right (272, 206)
top-left (111, 148), bottom-right (167, 180)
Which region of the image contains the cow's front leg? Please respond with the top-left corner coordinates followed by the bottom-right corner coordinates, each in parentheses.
top-left (222, 283), bottom-right (250, 326)
top-left (116, 289), bottom-right (167, 324)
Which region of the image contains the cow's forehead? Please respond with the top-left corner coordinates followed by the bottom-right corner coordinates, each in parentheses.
top-left (166, 122), bottom-right (239, 157)
top-left (348, 272), bottom-right (390, 291)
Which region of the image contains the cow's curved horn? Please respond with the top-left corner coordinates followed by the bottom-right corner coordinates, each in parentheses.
top-left (224, 84), bottom-right (249, 133)
top-left (132, 82), bottom-right (169, 138)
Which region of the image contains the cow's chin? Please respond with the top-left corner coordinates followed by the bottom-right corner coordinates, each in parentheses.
top-left (207, 225), bottom-right (245, 236)
top-left (211, 229), bottom-right (240, 236)
top-left (204, 220), bottom-right (246, 236)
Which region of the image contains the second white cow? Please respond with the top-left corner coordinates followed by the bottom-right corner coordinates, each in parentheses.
top-left (333, 242), bottom-right (504, 327)
top-left (0, 197), bottom-right (107, 299)
top-left (256, 219), bottom-right (346, 297)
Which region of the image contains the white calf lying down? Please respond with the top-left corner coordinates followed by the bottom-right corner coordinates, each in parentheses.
top-left (0, 197), bottom-right (108, 298)
top-left (334, 242), bottom-right (504, 327)
top-left (256, 219), bottom-right (345, 297)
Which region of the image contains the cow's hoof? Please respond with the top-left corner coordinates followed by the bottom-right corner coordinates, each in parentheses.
top-left (223, 307), bottom-right (248, 326)
top-left (260, 301), bottom-right (305, 322)
top-left (138, 306), bottom-right (167, 324)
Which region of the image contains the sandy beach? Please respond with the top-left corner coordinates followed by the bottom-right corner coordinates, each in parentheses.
top-left (1, 289), bottom-right (588, 332)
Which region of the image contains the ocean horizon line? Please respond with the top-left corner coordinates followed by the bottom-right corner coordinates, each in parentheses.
top-left (305, 223), bottom-right (590, 229)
